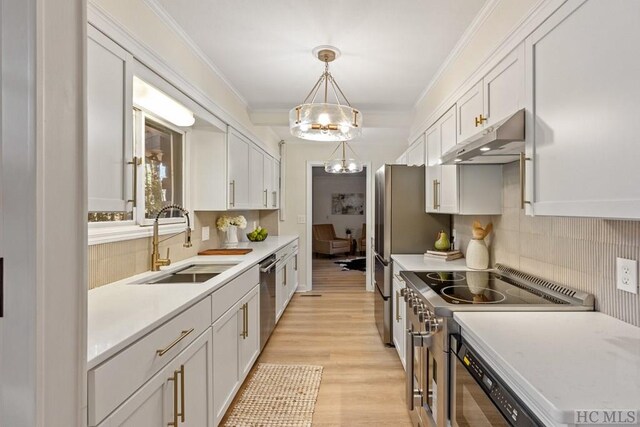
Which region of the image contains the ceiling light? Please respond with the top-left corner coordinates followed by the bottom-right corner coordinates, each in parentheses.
top-left (324, 141), bottom-right (364, 174)
top-left (454, 158), bottom-right (463, 163)
top-left (133, 76), bottom-right (195, 127)
top-left (480, 147), bottom-right (491, 152)
top-left (290, 46), bottom-right (362, 142)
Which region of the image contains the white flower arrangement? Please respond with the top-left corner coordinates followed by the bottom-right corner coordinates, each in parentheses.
top-left (216, 215), bottom-right (247, 231)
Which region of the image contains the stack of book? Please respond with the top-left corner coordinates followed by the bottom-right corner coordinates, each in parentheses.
top-left (424, 249), bottom-right (463, 261)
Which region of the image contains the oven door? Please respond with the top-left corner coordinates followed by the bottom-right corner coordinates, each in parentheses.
top-left (406, 310), bottom-right (442, 426)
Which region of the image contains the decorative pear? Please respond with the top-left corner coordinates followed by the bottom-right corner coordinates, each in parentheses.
top-left (434, 230), bottom-right (450, 251)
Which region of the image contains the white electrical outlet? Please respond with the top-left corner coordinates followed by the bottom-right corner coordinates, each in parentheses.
top-left (202, 226), bottom-right (210, 242)
top-left (297, 215), bottom-right (306, 224)
top-left (616, 257), bottom-right (638, 294)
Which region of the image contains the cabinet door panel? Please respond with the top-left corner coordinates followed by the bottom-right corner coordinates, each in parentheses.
top-left (439, 165), bottom-right (459, 214)
top-left (484, 43), bottom-right (525, 127)
top-left (526, 0), bottom-right (640, 218)
top-left (263, 156), bottom-right (274, 209)
top-left (440, 106), bottom-right (457, 155)
top-left (249, 146), bottom-right (265, 208)
top-left (87, 28), bottom-right (133, 213)
top-left (227, 131), bottom-right (250, 209)
top-left (406, 137), bottom-right (425, 166)
top-left (212, 307), bottom-right (240, 423)
top-left (275, 266), bottom-right (286, 322)
top-left (425, 125), bottom-right (441, 213)
top-left (182, 330), bottom-right (213, 427)
top-left (391, 278), bottom-right (405, 370)
top-left (239, 288), bottom-right (260, 379)
top-left (456, 81), bottom-right (484, 143)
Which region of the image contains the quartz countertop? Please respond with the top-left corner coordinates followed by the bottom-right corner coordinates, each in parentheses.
top-left (454, 311), bottom-right (640, 426)
top-left (88, 235), bottom-right (298, 369)
top-left (391, 254), bottom-right (470, 271)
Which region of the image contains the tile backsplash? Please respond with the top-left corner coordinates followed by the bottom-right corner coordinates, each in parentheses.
top-left (88, 210), bottom-right (279, 289)
top-left (454, 162), bottom-right (640, 326)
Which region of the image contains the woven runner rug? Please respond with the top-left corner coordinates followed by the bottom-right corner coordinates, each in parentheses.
top-left (224, 363), bottom-right (324, 427)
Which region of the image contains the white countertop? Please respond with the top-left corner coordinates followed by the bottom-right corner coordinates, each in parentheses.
top-left (391, 254), bottom-right (470, 271)
top-left (454, 311), bottom-right (640, 426)
top-left (88, 235), bottom-right (298, 369)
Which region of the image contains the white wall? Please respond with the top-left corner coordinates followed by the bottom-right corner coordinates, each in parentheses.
top-left (312, 173), bottom-right (366, 240)
top-left (89, 0), bottom-right (281, 157)
top-left (412, 0), bottom-right (539, 134)
top-left (280, 139), bottom-right (404, 291)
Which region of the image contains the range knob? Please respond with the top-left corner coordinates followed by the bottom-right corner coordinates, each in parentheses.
top-left (403, 289), bottom-right (413, 302)
top-left (413, 301), bottom-right (425, 315)
top-left (427, 316), bottom-right (443, 333)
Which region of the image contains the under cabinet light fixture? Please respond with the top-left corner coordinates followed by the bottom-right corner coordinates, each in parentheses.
top-left (133, 76), bottom-right (195, 127)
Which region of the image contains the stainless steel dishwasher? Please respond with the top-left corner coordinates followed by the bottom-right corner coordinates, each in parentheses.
top-left (259, 255), bottom-right (278, 350)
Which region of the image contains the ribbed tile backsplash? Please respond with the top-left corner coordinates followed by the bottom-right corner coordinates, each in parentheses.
top-left (88, 210), bottom-right (280, 289)
top-left (454, 162), bottom-right (640, 326)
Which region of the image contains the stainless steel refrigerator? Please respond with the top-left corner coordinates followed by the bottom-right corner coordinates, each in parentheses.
top-left (374, 165), bottom-right (450, 345)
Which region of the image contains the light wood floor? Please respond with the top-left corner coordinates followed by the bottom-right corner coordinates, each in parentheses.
top-left (223, 255), bottom-right (412, 426)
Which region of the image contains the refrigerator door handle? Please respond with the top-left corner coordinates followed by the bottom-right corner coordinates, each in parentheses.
top-left (374, 252), bottom-right (389, 266)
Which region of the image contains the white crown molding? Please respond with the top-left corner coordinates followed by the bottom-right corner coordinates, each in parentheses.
top-left (142, 0), bottom-right (251, 108)
top-left (413, 0), bottom-right (501, 109)
top-left (87, 1), bottom-right (279, 158)
top-left (408, 0), bottom-right (563, 143)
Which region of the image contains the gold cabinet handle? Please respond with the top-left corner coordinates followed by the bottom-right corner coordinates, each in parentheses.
top-left (168, 369), bottom-right (179, 426)
top-left (179, 364), bottom-right (185, 423)
top-left (474, 114), bottom-right (487, 127)
top-left (272, 190), bottom-right (277, 207)
top-left (432, 180), bottom-right (438, 210)
top-left (245, 302), bottom-right (249, 338)
top-left (395, 290), bottom-right (401, 322)
top-left (519, 152), bottom-right (532, 209)
top-left (264, 189), bottom-right (268, 207)
top-left (240, 303), bottom-right (248, 339)
top-left (156, 328), bottom-right (194, 357)
top-left (229, 180), bottom-right (236, 207)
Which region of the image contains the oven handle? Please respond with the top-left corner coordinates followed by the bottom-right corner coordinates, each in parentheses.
top-left (406, 328), bottom-right (415, 412)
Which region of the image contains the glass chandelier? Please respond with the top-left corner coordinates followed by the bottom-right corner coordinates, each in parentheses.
top-left (290, 46), bottom-right (363, 142)
top-left (325, 141), bottom-right (364, 174)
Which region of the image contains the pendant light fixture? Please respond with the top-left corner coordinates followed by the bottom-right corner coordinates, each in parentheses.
top-left (290, 46), bottom-right (362, 142)
top-left (325, 141), bottom-right (364, 174)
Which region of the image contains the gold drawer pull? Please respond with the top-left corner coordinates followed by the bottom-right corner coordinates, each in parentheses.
top-left (157, 328), bottom-right (194, 357)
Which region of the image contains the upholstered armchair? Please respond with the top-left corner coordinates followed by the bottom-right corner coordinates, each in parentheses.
top-left (312, 224), bottom-right (350, 257)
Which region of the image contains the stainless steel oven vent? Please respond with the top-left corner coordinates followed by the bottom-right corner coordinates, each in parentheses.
top-left (496, 264), bottom-right (594, 307)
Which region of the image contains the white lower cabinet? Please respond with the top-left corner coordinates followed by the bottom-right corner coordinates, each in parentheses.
top-left (392, 272), bottom-right (406, 370)
top-left (97, 328), bottom-right (213, 427)
top-left (276, 243), bottom-right (299, 322)
top-left (212, 284), bottom-right (260, 426)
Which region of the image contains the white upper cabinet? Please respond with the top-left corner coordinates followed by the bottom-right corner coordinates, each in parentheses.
top-left (406, 136), bottom-right (425, 166)
top-left (227, 130), bottom-right (250, 210)
top-left (524, 0), bottom-right (640, 218)
top-left (191, 129), bottom-right (227, 211)
top-left (248, 145), bottom-right (265, 208)
top-left (456, 81), bottom-right (484, 145)
top-left (426, 106), bottom-right (459, 214)
top-left (483, 43), bottom-right (525, 128)
top-left (453, 43), bottom-right (525, 151)
top-left (87, 27), bottom-right (133, 213)
top-left (263, 156), bottom-right (274, 209)
top-left (271, 160), bottom-right (280, 209)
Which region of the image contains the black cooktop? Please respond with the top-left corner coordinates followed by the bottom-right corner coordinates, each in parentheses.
top-left (414, 271), bottom-right (564, 305)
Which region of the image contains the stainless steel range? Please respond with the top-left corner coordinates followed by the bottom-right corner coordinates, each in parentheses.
top-left (399, 264), bottom-right (594, 427)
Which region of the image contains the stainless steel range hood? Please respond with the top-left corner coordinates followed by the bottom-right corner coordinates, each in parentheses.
top-left (441, 109), bottom-right (524, 165)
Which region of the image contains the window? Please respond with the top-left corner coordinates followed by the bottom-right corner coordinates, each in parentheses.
top-left (141, 116), bottom-right (184, 221)
top-left (88, 109), bottom-right (186, 226)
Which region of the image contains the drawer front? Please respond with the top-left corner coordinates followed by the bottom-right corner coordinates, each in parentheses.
top-left (212, 265), bottom-right (259, 322)
top-left (88, 296), bottom-right (212, 426)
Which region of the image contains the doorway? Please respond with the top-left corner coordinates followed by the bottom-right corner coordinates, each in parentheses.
top-left (306, 162), bottom-right (373, 292)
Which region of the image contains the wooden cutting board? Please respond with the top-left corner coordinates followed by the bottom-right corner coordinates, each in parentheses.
top-left (197, 248), bottom-right (253, 256)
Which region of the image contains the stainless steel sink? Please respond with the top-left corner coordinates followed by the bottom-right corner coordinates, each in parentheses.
top-left (131, 263), bottom-right (238, 285)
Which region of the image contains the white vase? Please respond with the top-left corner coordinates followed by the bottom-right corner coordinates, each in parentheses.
top-left (466, 238), bottom-right (489, 270)
top-left (225, 225), bottom-right (238, 246)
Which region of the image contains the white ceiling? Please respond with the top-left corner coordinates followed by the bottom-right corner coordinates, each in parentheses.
top-left (151, 0), bottom-right (486, 116)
